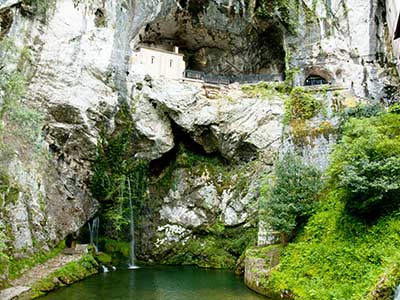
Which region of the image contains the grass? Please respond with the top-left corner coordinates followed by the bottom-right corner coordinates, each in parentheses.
top-left (262, 191), bottom-right (400, 300)
top-left (29, 254), bottom-right (98, 298)
top-left (8, 242), bottom-right (66, 280)
top-left (241, 81), bottom-right (289, 99)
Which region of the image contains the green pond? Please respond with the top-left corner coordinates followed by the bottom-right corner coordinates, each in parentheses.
top-left (39, 266), bottom-right (266, 300)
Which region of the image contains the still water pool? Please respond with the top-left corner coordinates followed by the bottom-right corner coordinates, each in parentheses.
top-left (39, 266), bottom-right (266, 300)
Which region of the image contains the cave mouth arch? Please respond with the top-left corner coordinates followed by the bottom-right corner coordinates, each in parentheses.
top-left (133, 7), bottom-right (286, 77)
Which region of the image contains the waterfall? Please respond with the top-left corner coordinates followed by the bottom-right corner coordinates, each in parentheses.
top-left (101, 265), bottom-right (109, 273)
top-left (88, 216), bottom-right (99, 252)
top-left (395, 284), bottom-right (400, 300)
top-left (127, 177), bottom-right (139, 269)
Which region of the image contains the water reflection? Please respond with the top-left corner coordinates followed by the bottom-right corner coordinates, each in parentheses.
top-left (39, 266), bottom-right (266, 300)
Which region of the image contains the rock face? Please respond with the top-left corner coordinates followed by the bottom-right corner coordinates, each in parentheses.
top-left (287, 0), bottom-right (396, 101)
top-left (243, 246), bottom-right (282, 298)
top-left (0, 0), bottom-right (398, 286)
top-left (135, 79), bottom-right (284, 160)
top-left (137, 1), bottom-right (285, 75)
top-left (386, 0), bottom-right (400, 75)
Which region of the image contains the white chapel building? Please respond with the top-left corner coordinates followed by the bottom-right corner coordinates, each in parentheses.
top-left (130, 46), bottom-right (186, 80)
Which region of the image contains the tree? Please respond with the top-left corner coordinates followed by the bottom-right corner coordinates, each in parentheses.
top-left (261, 152), bottom-right (322, 243)
top-left (329, 113), bottom-right (400, 221)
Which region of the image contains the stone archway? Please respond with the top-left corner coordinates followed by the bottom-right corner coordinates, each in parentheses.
top-left (303, 66), bottom-right (334, 86)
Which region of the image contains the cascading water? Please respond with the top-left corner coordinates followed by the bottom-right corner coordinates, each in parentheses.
top-left (101, 265), bottom-right (109, 273)
top-left (88, 216), bottom-right (99, 252)
top-left (394, 284), bottom-right (400, 300)
top-left (127, 177), bottom-right (139, 269)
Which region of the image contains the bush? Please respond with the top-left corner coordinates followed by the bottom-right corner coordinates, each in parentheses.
top-left (285, 87), bottom-right (321, 122)
top-left (91, 107), bottom-right (148, 238)
top-left (261, 152), bottom-right (323, 240)
top-left (337, 103), bottom-right (384, 130)
top-left (329, 112), bottom-right (400, 221)
top-left (23, 0), bottom-right (52, 18)
top-left (267, 193), bottom-right (400, 300)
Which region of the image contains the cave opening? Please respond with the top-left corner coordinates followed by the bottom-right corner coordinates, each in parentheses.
top-left (135, 7), bottom-right (286, 79)
top-left (149, 120), bottom-right (228, 177)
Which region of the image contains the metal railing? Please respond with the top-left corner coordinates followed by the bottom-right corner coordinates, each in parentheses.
top-left (184, 70), bottom-right (283, 85)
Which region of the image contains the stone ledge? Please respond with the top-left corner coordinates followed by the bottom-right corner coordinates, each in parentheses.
top-left (0, 286), bottom-right (30, 300)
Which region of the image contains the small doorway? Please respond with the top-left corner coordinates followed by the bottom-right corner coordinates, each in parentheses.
top-left (304, 75), bottom-right (328, 86)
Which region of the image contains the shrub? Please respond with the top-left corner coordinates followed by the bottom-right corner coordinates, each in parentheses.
top-left (285, 87), bottom-right (321, 122)
top-left (261, 152), bottom-right (323, 241)
top-left (337, 103), bottom-right (384, 130)
top-left (329, 113), bottom-right (400, 221)
top-left (90, 107), bottom-right (148, 238)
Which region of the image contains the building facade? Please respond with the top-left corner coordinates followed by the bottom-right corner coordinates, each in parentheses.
top-left (130, 46), bottom-right (186, 80)
top-left (386, 0), bottom-right (400, 74)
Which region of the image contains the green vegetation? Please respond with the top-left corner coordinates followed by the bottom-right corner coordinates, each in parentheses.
top-left (22, 0), bottom-right (53, 20)
top-left (29, 254), bottom-right (98, 298)
top-left (261, 152), bottom-right (323, 242)
top-left (0, 38), bottom-right (44, 156)
top-left (337, 103), bottom-right (384, 130)
top-left (91, 104), bottom-right (148, 238)
top-left (266, 194), bottom-right (400, 300)
top-left (389, 103), bottom-right (400, 114)
top-left (252, 109), bottom-right (400, 299)
top-left (149, 144), bottom-right (259, 268)
top-left (8, 242), bottom-right (65, 280)
top-left (101, 238), bottom-right (130, 266)
top-left (255, 0), bottom-right (299, 33)
top-left (241, 81), bottom-right (290, 98)
top-left (161, 226), bottom-right (257, 269)
top-left (0, 227), bottom-right (9, 288)
top-left (329, 113), bottom-right (400, 221)
top-left (289, 120), bottom-right (335, 146)
top-left (285, 87), bottom-right (322, 122)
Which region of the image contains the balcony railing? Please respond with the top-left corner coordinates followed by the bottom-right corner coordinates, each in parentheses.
top-left (184, 70), bottom-right (283, 85)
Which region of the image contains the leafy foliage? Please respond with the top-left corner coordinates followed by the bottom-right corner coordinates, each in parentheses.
top-left (0, 227), bottom-right (9, 287)
top-left (259, 112), bottom-right (400, 299)
top-left (22, 0), bottom-right (53, 19)
top-left (266, 192), bottom-right (400, 300)
top-left (285, 87), bottom-right (321, 122)
top-left (337, 103), bottom-right (384, 131)
top-left (241, 81), bottom-right (290, 98)
top-left (91, 106), bottom-right (148, 238)
top-left (389, 102), bottom-right (400, 114)
top-left (255, 0), bottom-right (298, 33)
top-left (261, 152), bottom-right (323, 238)
top-left (0, 39), bottom-right (44, 157)
top-left (329, 113), bottom-right (400, 221)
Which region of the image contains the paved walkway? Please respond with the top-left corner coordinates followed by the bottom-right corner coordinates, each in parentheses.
top-left (0, 251), bottom-right (85, 300)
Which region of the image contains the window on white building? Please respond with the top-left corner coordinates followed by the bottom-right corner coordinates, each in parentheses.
top-left (170, 60), bottom-right (173, 68)
top-left (151, 56), bottom-right (155, 64)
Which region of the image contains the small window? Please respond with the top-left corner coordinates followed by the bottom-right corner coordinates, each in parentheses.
top-left (169, 60), bottom-right (173, 68)
top-left (151, 56), bottom-right (155, 64)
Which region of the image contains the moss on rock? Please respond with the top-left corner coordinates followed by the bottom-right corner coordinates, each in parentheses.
top-left (27, 254), bottom-right (98, 299)
top-left (160, 227), bottom-right (257, 269)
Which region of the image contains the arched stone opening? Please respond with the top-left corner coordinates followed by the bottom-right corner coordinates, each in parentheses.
top-left (303, 66), bottom-right (334, 86)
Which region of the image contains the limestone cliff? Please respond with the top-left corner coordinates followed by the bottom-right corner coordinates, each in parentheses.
top-left (0, 0), bottom-right (397, 287)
